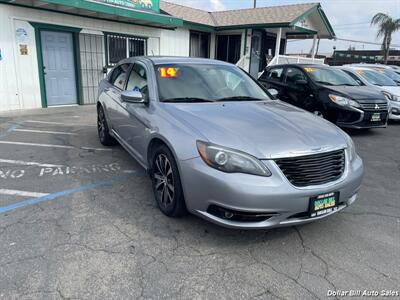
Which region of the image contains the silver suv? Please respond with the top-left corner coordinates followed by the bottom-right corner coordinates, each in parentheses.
top-left (97, 57), bottom-right (364, 229)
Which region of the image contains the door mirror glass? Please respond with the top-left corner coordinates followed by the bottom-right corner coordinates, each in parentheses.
top-left (121, 90), bottom-right (146, 103)
top-left (268, 88), bottom-right (279, 98)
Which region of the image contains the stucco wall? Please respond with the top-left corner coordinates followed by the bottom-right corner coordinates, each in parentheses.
top-left (0, 4), bottom-right (190, 112)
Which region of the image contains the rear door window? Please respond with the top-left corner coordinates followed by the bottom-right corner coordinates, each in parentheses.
top-left (260, 67), bottom-right (284, 82)
top-left (110, 64), bottom-right (131, 90)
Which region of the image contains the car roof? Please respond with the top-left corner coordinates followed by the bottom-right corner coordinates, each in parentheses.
top-left (267, 64), bottom-right (329, 68)
top-left (119, 56), bottom-right (234, 66)
top-left (339, 65), bottom-right (375, 71)
top-left (344, 63), bottom-right (391, 69)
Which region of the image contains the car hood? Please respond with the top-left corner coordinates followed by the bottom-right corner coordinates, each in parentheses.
top-left (326, 85), bottom-right (385, 100)
top-left (379, 86), bottom-right (400, 96)
top-left (162, 101), bottom-right (347, 159)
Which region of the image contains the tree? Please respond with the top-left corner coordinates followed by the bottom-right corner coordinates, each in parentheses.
top-left (371, 13), bottom-right (400, 64)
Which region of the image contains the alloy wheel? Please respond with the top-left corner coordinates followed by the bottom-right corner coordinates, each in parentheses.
top-left (153, 154), bottom-right (175, 208)
top-left (98, 108), bottom-right (105, 140)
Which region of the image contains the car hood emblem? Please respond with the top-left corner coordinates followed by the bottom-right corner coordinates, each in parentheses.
top-left (375, 104), bottom-right (380, 109)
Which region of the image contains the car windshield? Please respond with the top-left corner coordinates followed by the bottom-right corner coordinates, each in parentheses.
top-left (357, 69), bottom-right (397, 86)
top-left (155, 63), bottom-right (270, 102)
top-left (305, 67), bottom-right (360, 86)
top-left (372, 68), bottom-right (400, 82)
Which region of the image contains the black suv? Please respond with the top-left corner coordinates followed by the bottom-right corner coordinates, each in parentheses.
top-left (258, 64), bottom-right (389, 129)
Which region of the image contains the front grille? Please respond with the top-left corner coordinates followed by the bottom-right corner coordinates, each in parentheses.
top-left (275, 150), bottom-right (345, 187)
top-left (358, 100), bottom-right (388, 111)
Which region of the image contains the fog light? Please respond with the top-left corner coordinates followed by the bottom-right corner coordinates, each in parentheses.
top-left (224, 211), bottom-right (234, 219)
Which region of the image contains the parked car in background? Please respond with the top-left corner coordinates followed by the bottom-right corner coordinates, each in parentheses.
top-left (258, 64), bottom-right (389, 129)
top-left (96, 57), bottom-right (364, 229)
top-left (345, 64), bottom-right (400, 85)
top-left (339, 66), bottom-right (400, 121)
top-left (389, 65), bottom-right (400, 74)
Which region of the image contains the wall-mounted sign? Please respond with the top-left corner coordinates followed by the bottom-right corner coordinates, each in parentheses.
top-left (16, 28), bottom-right (28, 43)
top-left (19, 44), bottom-right (28, 55)
top-left (92, 0), bottom-right (159, 13)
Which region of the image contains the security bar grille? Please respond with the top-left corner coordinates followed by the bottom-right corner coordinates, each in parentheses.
top-left (107, 34), bottom-right (147, 66)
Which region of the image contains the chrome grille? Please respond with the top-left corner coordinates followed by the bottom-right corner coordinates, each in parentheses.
top-left (358, 100), bottom-right (388, 111)
top-left (275, 150), bottom-right (345, 187)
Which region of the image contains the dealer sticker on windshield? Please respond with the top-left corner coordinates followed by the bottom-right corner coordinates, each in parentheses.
top-left (309, 192), bottom-right (339, 217)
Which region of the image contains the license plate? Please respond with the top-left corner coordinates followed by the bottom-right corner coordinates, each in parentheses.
top-left (371, 113), bottom-right (381, 122)
top-left (309, 192), bottom-right (339, 217)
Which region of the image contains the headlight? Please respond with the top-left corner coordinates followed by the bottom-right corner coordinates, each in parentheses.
top-left (382, 91), bottom-right (400, 102)
top-left (343, 132), bottom-right (357, 162)
top-left (328, 94), bottom-right (360, 108)
top-left (196, 141), bottom-right (272, 177)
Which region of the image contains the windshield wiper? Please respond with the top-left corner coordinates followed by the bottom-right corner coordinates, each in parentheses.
top-left (315, 80), bottom-right (334, 86)
top-left (216, 96), bottom-right (266, 102)
top-left (162, 97), bottom-right (214, 103)
top-left (339, 83), bottom-right (357, 86)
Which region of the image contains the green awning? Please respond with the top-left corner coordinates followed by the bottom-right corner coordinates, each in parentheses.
top-left (0, 0), bottom-right (183, 28)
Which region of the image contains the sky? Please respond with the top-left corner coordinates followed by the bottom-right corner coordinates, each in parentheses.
top-left (165, 0), bottom-right (400, 55)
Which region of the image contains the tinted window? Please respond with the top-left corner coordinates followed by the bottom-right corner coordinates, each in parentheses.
top-left (306, 67), bottom-right (359, 86)
top-left (343, 70), bottom-right (364, 85)
top-left (127, 64), bottom-right (148, 97)
top-left (261, 67), bottom-right (284, 82)
top-left (357, 69), bottom-right (397, 86)
top-left (156, 64), bottom-right (270, 102)
top-left (285, 68), bottom-right (306, 84)
top-left (110, 64), bottom-right (130, 89)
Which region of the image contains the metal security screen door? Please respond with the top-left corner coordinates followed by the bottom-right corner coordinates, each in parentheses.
top-left (41, 31), bottom-right (77, 106)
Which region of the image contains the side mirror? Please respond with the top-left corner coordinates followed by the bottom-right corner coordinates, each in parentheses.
top-left (121, 90), bottom-right (146, 103)
top-left (295, 79), bottom-right (308, 86)
top-left (268, 88), bottom-right (279, 99)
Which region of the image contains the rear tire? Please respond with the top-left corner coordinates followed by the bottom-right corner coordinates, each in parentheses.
top-left (150, 145), bottom-right (187, 217)
top-left (97, 105), bottom-right (117, 146)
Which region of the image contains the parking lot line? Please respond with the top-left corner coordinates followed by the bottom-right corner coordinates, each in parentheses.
top-left (0, 171), bottom-right (144, 214)
top-left (13, 129), bottom-right (78, 135)
top-left (0, 189), bottom-right (49, 198)
top-left (0, 158), bottom-right (64, 168)
top-left (0, 141), bottom-right (112, 152)
top-left (25, 120), bottom-right (96, 127)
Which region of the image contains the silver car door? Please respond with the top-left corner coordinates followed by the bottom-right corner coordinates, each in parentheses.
top-left (106, 63), bottom-right (132, 137)
top-left (119, 62), bottom-right (151, 164)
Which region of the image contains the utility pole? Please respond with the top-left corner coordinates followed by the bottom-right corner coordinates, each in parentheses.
top-left (254, 0), bottom-right (257, 8)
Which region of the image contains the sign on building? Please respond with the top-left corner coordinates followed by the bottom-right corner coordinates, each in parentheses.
top-left (93, 0), bottom-right (159, 13)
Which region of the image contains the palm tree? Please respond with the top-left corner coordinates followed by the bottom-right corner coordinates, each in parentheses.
top-left (371, 13), bottom-right (400, 64)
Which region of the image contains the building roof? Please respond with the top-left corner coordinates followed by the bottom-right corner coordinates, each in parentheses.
top-left (160, 1), bottom-right (319, 28)
top-left (160, 1), bottom-right (215, 26)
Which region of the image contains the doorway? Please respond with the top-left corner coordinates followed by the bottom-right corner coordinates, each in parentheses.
top-left (216, 34), bottom-right (241, 64)
top-left (41, 30), bottom-right (78, 106)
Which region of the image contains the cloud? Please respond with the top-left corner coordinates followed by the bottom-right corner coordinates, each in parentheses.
top-left (209, 0), bottom-right (225, 11)
top-left (164, 0), bottom-right (225, 11)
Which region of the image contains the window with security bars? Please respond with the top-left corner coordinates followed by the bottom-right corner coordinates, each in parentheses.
top-left (106, 34), bottom-right (147, 66)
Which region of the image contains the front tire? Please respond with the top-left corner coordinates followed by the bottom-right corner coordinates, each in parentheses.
top-left (97, 105), bottom-right (117, 146)
top-left (150, 145), bottom-right (187, 217)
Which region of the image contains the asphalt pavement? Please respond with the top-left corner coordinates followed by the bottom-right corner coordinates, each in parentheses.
top-left (0, 106), bottom-right (399, 300)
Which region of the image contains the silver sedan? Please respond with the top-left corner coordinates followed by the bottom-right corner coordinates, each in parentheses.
top-left (97, 57), bottom-right (364, 229)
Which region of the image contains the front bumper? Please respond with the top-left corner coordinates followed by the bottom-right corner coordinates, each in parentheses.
top-left (179, 154), bottom-right (364, 229)
top-left (336, 106), bottom-right (388, 129)
top-left (389, 101), bottom-right (400, 120)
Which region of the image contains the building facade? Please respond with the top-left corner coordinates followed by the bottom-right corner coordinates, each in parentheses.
top-left (0, 0), bottom-right (334, 111)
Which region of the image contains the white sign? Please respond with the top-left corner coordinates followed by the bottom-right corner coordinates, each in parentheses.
top-left (15, 28), bottom-right (28, 43)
